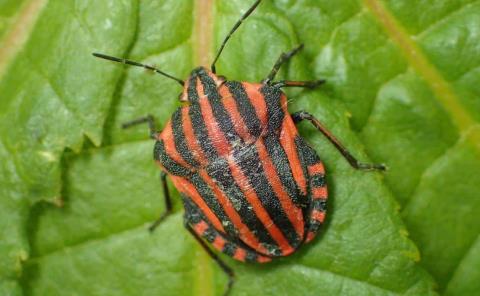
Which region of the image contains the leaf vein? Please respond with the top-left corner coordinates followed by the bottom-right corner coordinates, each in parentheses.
top-left (363, 0), bottom-right (476, 134)
top-left (415, 0), bottom-right (480, 38)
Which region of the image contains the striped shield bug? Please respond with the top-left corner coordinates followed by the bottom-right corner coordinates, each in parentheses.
top-left (93, 0), bottom-right (386, 294)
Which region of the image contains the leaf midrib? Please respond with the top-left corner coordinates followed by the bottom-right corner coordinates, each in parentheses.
top-left (361, 0), bottom-right (480, 290)
top-left (192, 1), bottom-right (215, 295)
top-left (0, 0), bottom-right (48, 79)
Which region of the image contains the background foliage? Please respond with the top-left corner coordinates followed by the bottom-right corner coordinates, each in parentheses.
top-left (0, 0), bottom-right (479, 295)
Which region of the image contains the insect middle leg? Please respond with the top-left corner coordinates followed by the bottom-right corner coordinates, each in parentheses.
top-left (291, 111), bottom-right (386, 171)
top-left (148, 172), bottom-right (173, 232)
top-left (121, 115), bottom-right (172, 231)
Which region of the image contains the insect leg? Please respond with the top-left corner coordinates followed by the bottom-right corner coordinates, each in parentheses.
top-left (121, 114), bottom-right (158, 139)
top-left (291, 111), bottom-right (386, 171)
top-left (185, 223), bottom-right (235, 296)
top-left (262, 44), bottom-right (304, 84)
top-left (272, 79), bottom-right (325, 89)
top-left (148, 172), bottom-right (173, 232)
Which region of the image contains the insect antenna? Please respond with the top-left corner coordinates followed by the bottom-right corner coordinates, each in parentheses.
top-left (210, 0), bottom-right (262, 73)
top-left (92, 53), bottom-right (184, 86)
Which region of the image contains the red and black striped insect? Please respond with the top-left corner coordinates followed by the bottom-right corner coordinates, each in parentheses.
top-left (93, 0), bottom-right (385, 294)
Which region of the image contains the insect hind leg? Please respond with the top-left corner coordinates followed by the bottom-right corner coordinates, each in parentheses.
top-left (183, 197), bottom-right (271, 264)
top-left (185, 223), bottom-right (235, 296)
top-left (183, 197), bottom-right (271, 296)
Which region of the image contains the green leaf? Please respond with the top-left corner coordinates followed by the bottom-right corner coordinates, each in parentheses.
top-left (1, 0), bottom-right (478, 295)
top-left (0, 0), bottom-right (137, 283)
top-left (0, 0), bottom-right (27, 42)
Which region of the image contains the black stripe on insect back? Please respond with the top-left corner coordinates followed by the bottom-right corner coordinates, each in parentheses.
top-left (222, 242), bottom-right (237, 257)
top-left (183, 196), bottom-right (232, 238)
top-left (189, 173), bottom-right (238, 237)
top-left (183, 194), bottom-right (261, 262)
top-left (233, 144), bottom-right (301, 248)
top-left (312, 199), bottom-right (327, 212)
top-left (261, 85), bottom-right (285, 132)
top-left (198, 70), bottom-right (242, 145)
top-left (263, 132), bottom-right (305, 205)
top-left (187, 71), bottom-right (279, 249)
top-left (206, 157), bottom-right (279, 251)
top-left (294, 136), bottom-right (321, 166)
top-left (154, 140), bottom-right (191, 177)
top-left (187, 74), bottom-right (200, 103)
top-left (186, 71), bottom-right (218, 162)
top-left (189, 103), bottom-right (218, 162)
top-left (225, 81), bottom-right (262, 138)
top-left (171, 109), bottom-right (200, 167)
top-left (182, 195), bottom-right (203, 224)
top-left (154, 142), bottom-right (237, 237)
top-left (310, 173), bottom-right (326, 188)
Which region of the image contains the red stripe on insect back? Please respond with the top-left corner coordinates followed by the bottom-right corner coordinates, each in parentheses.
top-left (233, 248), bottom-right (247, 262)
top-left (170, 175), bottom-right (226, 233)
top-left (227, 158), bottom-right (293, 255)
top-left (212, 235), bottom-right (226, 251)
top-left (161, 120), bottom-right (193, 170)
top-left (280, 118), bottom-right (308, 195)
top-left (193, 220), bottom-right (209, 235)
top-left (306, 231), bottom-right (316, 243)
top-left (310, 209), bottom-right (326, 223)
top-left (242, 83), bottom-right (268, 128)
top-left (256, 138), bottom-right (304, 239)
top-left (199, 170), bottom-right (268, 254)
top-left (311, 187), bottom-right (328, 199)
top-left (308, 163), bottom-right (325, 175)
top-left (280, 93), bottom-right (289, 111)
top-left (256, 255), bottom-right (272, 263)
top-left (181, 107), bottom-right (208, 165)
top-left (197, 83), bottom-right (231, 156)
top-left (218, 86), bottom-right (252, 142)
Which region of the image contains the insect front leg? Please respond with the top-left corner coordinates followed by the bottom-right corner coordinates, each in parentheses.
top-left (262, 44), bottom-right (304, 84)
top-left (291, 111), bottom-right (387, 171)
top-left (148, 172), bottom-right (173, 232)
top-left (272, 80), bottom-right (325, 89)
top-left (263, 44), bottom-right (325, 89)
top-left (121, 114), bottom-right (158, 139)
